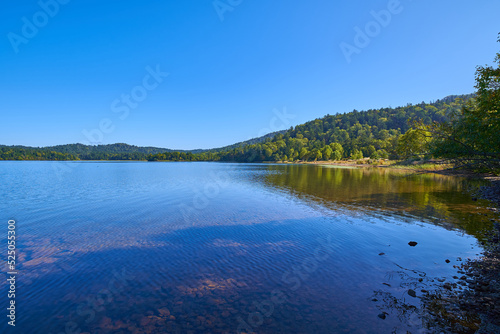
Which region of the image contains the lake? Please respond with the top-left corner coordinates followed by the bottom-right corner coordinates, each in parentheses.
top-left (0, 162), bottom-right (494, 333)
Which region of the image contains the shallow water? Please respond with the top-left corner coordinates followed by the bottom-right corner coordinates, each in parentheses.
top-left (0, 162), bottom-right (494, 333)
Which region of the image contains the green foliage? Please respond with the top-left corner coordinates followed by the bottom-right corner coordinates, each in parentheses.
top-left (145, 93), bottom-right (470, 163)
top-left (1, 95), bottom-right (472, 162)
top-left (191, 130), bottom-right (287, 153)
top-left (153, 95), bottom-right (469, 163)
top-left (399, 34), bottom-right (500, 173)
top-left (0, 143), bottom-right (171, 161)
top-left (148, 151), bottom-right (202, 161)
top-left (299, 147), bottom-right (309, 160)
top-left (371, 149), bottom-right (389, 160)
top-left (49, 143), bottom-right (171, 155)
top-left (330, 143), bottom-right (344, 160)
top-left (322, 145), bottom-right (333, 160)
top-left (350, 149), bottom-right (363, 160)
top-left (332, 150), bottom-right (342, 161)
top-left (397, 128), bottom-right (432, 159)
top-left (0, 146), bottom-right (78, 160)
top-left (313, 148), bottom-right (322, 161)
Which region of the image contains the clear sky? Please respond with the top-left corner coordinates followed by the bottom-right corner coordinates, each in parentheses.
top-left (1, 0), bottom-right (499, 150)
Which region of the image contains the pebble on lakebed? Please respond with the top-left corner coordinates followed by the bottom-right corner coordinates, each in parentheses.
top-left (419, 197), bottom-right (500, 333)
top-left (377, 312), bottom-right (388, 320)
top-left (408, 241), bottom-right (418, 247)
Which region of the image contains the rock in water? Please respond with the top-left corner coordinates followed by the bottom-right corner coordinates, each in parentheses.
top-left (408, 289), bottom-right (417, 298)
top-left (408, 241), bottom-right (418, 247)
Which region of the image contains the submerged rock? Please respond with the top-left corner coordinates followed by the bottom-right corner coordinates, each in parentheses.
top-left (408, 241), bottom-right (418, 247)
top-left (408, 289), bottom-right (417, 298)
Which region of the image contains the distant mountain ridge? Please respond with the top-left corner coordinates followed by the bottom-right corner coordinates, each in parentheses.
top-left (190, 130), bottom-right (288, 153)
top-left (0, 143), bottom-right (170, 153)
top-left (149, 93), bottom-right (476, 162)
top-left (46, 143), bottom-right (173, 155)
top-left (0, 132), bottom-right (287, 160)
top-left (0, 143), bottom-right (172, 160)
top-left (0, 93), bottom-right (474, 161)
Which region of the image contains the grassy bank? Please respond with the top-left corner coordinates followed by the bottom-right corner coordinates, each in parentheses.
top-left (295, 158), bottom-right (451, 172)
top-left (422, 179), bottom-right (500, 333)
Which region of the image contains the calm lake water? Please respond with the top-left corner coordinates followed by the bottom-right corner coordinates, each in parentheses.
top-left (0, 162), bottom-right (495, 333)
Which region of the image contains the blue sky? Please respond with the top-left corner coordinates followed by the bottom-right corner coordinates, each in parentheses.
top-left (1, 0), bottom-right (499, 150)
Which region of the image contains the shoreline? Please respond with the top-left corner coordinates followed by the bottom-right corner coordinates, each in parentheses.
top-left (298, 160), bottom-right (500, 332)
top-left (2, 159), bottom-right (500, 182)
top-left (297, 160), bottom-right (500, 181)
top-left (3, 159), bottom-right (499, 331)
top-left (2, 159), bottom-right (500, 181)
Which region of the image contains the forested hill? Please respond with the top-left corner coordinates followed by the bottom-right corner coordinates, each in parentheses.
top-left (0, 132), bottom-right (287, 161)
top-left (149, 94), bottom-right (474, 162)
top-left (0, 143), bottom-right (171, 160)
top-left (191, 130), bottom-right (287, 154)
top-left (48, 143), bottom-right (173, 156)
top-left (1, 94), bottom-right (474, 161)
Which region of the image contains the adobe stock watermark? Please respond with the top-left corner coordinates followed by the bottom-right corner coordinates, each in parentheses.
top-left (7, 0), bottom-right (71, 54)
top-left (51, 64), bottom-right (168, 179)
top-left (178, 170), bottom-right (231, 223)
top-left (339, 0), bottom-right (405, 64)
top-left (82, 64), bottom-right (169, 145)
top-left (235, 236), bottom-right (335, 333)
top-left (51, 268), bottom-right (133, 334)
top-left (176, 106), bottom-right (294, 220)
top-left (256, 107), bottom-right (295, 139)
top-left (243, 107), bottom-right (295, 162)
top-left (213, 0), bottom-right (243, 22)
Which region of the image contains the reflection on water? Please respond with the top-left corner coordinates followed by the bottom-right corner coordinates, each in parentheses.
top-left (259, 164), bottom-right (494, 240)
top-left (0, 162), bottom-right (495, 333)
